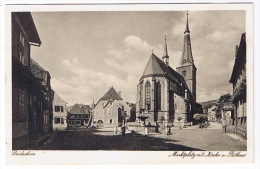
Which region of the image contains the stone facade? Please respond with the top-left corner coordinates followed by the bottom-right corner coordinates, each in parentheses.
top-left (92, 87), bottom-right (131, 127)
top-left (136, 14), bottom-right (202, 126)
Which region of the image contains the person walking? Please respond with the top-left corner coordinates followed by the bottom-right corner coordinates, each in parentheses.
top-left (221, 118), bottom-right (227, 133)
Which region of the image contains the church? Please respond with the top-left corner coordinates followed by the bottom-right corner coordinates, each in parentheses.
top-left (136, 14), bottom-right (202, 125)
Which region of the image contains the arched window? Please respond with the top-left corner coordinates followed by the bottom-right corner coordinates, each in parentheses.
top-left (145, 81), bottom-right (151, 110)
top-left (157, 82), bottom-right (161, 110)
top-left (139, 83), bottom-right (144, 109)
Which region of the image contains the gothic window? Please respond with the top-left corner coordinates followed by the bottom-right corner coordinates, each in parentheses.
top-left (145, 81), bottom-right (151, 110)
top-left (140, 83), bottom-right (144, 109)
top-left (157, 82), bottom-right (162, 110)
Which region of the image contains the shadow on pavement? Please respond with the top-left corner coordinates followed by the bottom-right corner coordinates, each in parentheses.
top-left (33, 128), bottom-right (203, 151)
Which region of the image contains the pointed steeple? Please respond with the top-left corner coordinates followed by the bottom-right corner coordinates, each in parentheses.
top-left (185, 12), bottom-right (190, 34)
top-left (162, 36), bottom-right (169, 66)
top-left (179, 12), bottom-right (194, 66)
top-left (176, 12), bottom-right (197, 102)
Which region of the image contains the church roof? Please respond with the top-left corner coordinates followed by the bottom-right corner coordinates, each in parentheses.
top-left (141, 53), bottom-right (189, 89)
top-left (100, 87), bottom-right (123, 101)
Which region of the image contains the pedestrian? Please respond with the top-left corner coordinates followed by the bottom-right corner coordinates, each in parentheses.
top-left (221, 118), bottom-right (227, 133)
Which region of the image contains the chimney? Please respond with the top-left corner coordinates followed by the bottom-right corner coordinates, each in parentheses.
top-left (118, 91), bottom-right (121, 96)
top-left (185, 89), bottom-right (188, 99)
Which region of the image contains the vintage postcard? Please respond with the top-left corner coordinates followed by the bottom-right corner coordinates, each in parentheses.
top-left (3, 3), bottom-right (255, 165)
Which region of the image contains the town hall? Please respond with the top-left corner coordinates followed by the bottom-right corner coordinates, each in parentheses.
top-left (136, 14), bottom-right (202, 125)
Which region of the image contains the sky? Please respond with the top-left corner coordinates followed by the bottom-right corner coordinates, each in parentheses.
top-left (30, 11), bottom-right (245, 106)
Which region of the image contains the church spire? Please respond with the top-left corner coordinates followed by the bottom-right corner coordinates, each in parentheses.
top-left (179, 12), bottom-right (194, 66)
top-left (185, 12), bottom-right (190, 34)
top-left (162, 35), bottom-right (169, 66)
top-left (176, 12), bottom-right (197, 102)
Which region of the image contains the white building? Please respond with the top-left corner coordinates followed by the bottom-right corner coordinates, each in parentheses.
top-left (53, 92), bottom-right (67, 131)
top-left (92, 87), bottom-right (131, 127)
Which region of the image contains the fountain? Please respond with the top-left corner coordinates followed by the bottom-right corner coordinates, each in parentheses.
top-left (137, 115), bottom-right (149, 126)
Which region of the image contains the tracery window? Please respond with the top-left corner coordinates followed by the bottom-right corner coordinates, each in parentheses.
top-left (145, 81), bottom-right (151, 110)
top-left (140, 83), bottom-right (144, 109)
top-left (157, 82), bottom-right (161, 110)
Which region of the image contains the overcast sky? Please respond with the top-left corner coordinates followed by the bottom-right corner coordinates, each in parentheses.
top-left (30, 11), bottom-right (245, 106)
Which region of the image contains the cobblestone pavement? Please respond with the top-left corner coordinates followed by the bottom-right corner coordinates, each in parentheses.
top-left (33, 122), bottom-right (246, 151)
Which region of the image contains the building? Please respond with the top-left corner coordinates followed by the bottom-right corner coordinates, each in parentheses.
top-left (92, 87), bottom-right (131, 127)
top-left (30, 59), bottom-right (54, 143)
top-left (229, 33), bottom-right (247, 138)
top-left (12, 12), bottom-right (42, 149)
top-left (136, 13), bottom-right (202, 126)
top-left (127, 102), bottom-right (136, 122)
top-left (221, 102), bottom-right (235, 125)
top-left (67, 104), bottom-right (91, 127)
top-left (53, 92), bottom-right (67, 131)
top-left (200, 100), bottom-right (218, 122)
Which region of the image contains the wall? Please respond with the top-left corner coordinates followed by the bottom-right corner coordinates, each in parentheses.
top-left (93, 99), bottom-right (130, 127)
top-left (173, 93), bottom-right (186, 122)
top-left (12, 14), bottom-right (31, 149)
top-left (53, 103), bottom-right (67, 131)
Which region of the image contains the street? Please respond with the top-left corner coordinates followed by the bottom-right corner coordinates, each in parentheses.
top-left (33, 122), bottom-right (246, 151)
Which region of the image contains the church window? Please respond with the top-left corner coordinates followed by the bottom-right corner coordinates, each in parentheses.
top-left (140, 84), bottom-right (144, 109)
top-left (157, 82), bottom-right (162, 110)
top-left (145, 81), bottom-right (151, 110)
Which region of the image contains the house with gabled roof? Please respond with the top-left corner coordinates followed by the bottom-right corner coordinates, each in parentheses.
top-left (136, 13), bottom-right (202, 126)
top-left (53, 92), bottom-right (67, 131)
top-left (92, 87), bottom-right (131, 127)
top-left (67, 104), bottom-right (91, 127)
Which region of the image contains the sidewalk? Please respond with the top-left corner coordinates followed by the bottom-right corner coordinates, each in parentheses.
top-left (226, 133), bottom-right (246, 142)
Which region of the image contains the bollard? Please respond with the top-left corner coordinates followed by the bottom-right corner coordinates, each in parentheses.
top-left (155, 125), bottom-right (159, 133)
top-left (155, 122), bottom-right (159, 133)
top-left (167, 125), bottom-right (171, 135)
top-left (121, 126), bottom-right (126, 136)
top-left (144, 127), bottom-right (149, 136)
top-left (115, 126), bottom-right (118, 134)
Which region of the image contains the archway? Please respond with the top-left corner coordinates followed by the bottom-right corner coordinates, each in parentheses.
top-left (97, 120), bottom-right (104, 128)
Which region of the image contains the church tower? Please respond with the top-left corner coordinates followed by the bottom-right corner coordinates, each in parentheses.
top-left (162, 36), bottom-right (169, 66)
top-left (176, 13), bottom-right (197, 102)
